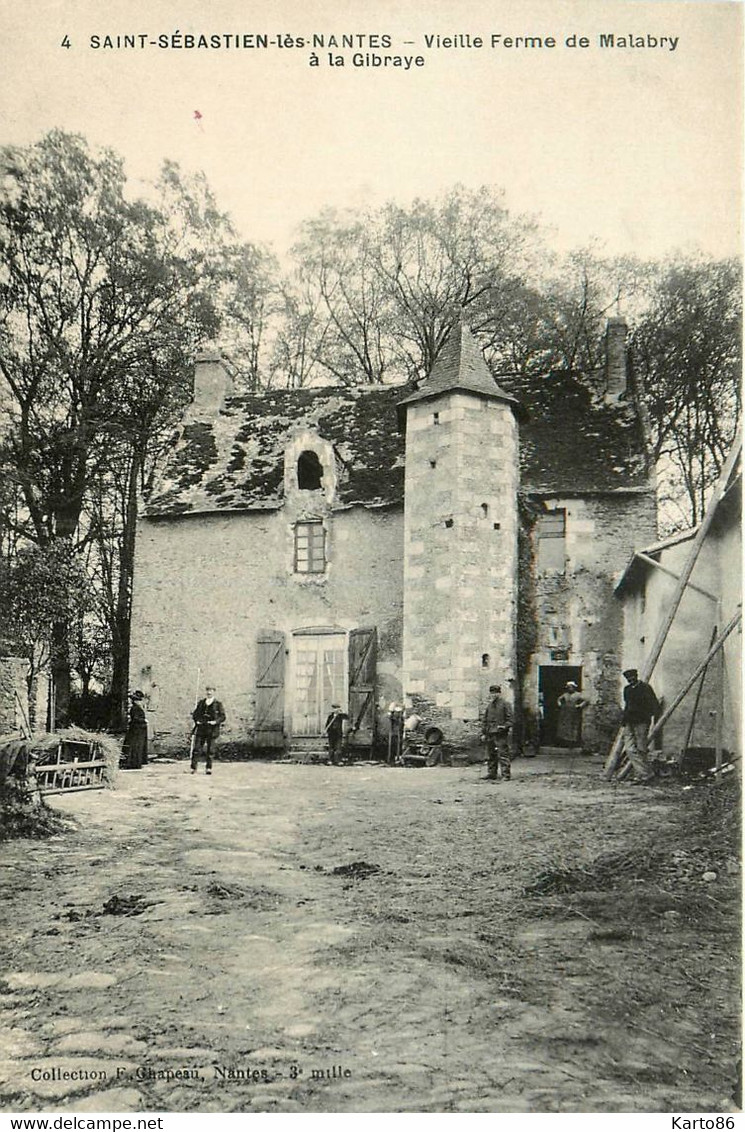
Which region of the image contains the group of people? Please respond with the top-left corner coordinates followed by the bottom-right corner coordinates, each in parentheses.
top-left (123, 685), bottom-right (226, 773)
top-left (124, 668), bottom-right (661, 784)
top-left (480, 668), bottom-right (661, 784)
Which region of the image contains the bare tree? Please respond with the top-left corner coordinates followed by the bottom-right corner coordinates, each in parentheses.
top-left (630, 256), bottom-right (742, 527)
top-left (278, 210), bottom-right (395, 385)
top-left (278, 186), bottom-right (542, 385)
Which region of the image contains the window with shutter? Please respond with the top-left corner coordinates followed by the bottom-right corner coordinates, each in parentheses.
top-left (292, 632), bottom-right (347, 735)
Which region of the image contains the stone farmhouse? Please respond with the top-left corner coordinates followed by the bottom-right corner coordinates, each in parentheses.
top-left (129, 319), bottom-right (657, 757)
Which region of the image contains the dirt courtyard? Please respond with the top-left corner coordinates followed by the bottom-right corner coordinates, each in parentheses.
top-left (0, 754), bottom-right (740, 1114)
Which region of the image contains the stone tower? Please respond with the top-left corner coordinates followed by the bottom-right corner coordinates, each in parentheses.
top-left (398, 324), bottom-right (520, 738)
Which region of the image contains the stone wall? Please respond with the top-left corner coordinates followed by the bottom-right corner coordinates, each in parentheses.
top-left (0, 657), bottom-right (30, 734)
top-left (620, 515), bottom-right (741, 756)
top-left (522, 490), bottom-right (658, 751)
top-left (129, 504), bottom-right (404, 751)
top-left (402, 392), bottom-right (519, 742)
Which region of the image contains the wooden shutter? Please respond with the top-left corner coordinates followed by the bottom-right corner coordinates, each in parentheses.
top-left (254, 631), bottom-right (286, 748)
top-left (347, 628), bottom-right (377, 749)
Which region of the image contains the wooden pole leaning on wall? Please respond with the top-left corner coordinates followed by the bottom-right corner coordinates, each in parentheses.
top-left (646, 608), bottom-right (741, 742)
top-left (605, 438), bottom-right (742, 779)
top-left (681, 624), bottom-right (719, 756)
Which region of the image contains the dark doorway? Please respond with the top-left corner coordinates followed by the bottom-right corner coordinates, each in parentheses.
top-left (539, 665), bottom-right (583, 746)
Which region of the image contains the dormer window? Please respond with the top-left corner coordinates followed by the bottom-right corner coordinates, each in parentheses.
top-left (297, 450), bottom-right (323, 491)
top-left (294, 520), bottom-right (326, 574)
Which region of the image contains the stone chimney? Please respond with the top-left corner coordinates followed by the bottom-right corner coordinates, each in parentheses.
top-left (190, 346), bottom-right (233, 418)
top-left (604, 317), bottom-right (628, 399)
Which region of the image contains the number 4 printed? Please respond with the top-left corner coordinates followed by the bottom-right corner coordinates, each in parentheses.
top-left (61, 35), bottom-right (71, 48)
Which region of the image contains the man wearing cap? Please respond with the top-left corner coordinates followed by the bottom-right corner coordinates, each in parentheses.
top-left (622, 669), bottom-right (660, 784)
top-left (481, 684), bottom-right (514, 781)
top-left (556, 681), bottom-right (588, 747)
top-left (191, 685), bottom-right (226, 775)
top-left (324, 704), bottom-right (349, 766)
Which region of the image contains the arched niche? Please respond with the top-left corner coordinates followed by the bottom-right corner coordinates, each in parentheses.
top-left (297, 450), bottom-right (324, 491)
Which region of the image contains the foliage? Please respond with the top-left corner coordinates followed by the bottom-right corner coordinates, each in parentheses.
top-left (0, 541), bottom-right (92, 693)
top-left (0, 134), bottom-right (196, 538)
top-left (280, 201), bottom-right (741, 532)
top-left (0, 131), bottom-right (277, 724)
top-left (0, 773), bottom-right (67, 840)
top-left (629, 256), bottom-right (742, 528)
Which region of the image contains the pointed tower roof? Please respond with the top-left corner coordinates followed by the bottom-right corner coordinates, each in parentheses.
top-left (397, 322), bottom-right (518, 413)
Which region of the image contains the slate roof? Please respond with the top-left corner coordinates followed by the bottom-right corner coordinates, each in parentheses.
top-left (146, 384), bottom-right (410, 516)
top-left (398, 323), bottom-right (517, 410)
top-left (145, 350), bottom-right (653, 518)
top-left (507, 368), bottom-right (652, 495)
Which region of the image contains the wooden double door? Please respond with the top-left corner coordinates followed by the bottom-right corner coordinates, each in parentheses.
top-left (254, 627), bottom-right (377, 749)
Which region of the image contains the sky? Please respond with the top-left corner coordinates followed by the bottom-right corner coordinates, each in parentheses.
top-left (0, 0), bottom-right (742, 262)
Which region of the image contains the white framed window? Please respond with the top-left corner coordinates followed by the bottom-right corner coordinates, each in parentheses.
top-left (294, 520), bottom-right (326, 574)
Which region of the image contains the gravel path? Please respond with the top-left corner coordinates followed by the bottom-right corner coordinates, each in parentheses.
top-left (0, 756), bottom-right (739, 1113)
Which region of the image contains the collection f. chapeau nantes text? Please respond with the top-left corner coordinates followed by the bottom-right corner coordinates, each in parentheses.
top-left (83, 31), bottom-right (681, 58)
top-left (30, 1064), bottom-right (352, 1085)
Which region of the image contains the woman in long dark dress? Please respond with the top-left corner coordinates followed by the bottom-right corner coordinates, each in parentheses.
top-left (123, 690), bottom-right (148, 769)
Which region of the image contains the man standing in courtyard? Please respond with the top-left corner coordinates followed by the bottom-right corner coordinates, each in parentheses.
top-left (324, 703), bottom-right (349, 766)
top-left (621, 668), bottom-right (660, 784)
top-left (191, 685), bottom-right (226, 775)
top-left (481, 684), bottom-right (513, 781)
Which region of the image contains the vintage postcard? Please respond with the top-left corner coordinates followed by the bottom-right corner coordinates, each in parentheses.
top-left (0, 0), bottom-right (741, 1123)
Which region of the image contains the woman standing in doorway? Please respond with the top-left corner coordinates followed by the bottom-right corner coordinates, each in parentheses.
top-left (555, 682), bottom-right (588, 747)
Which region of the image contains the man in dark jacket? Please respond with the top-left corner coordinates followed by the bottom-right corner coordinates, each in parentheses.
top-left (481, 684), bottom-right (513, 781)
top-left (191, 685), bottom-right (226, 775)
top-left (324, 704), bottom-right (349, 766)
top-left (622, 668), bottom-right (660, 784)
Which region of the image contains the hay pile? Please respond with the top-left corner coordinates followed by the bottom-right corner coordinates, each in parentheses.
top-left (0, 728), bottom-right (121, 841)
top-left (25, 727), bottom-right (121, 787)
